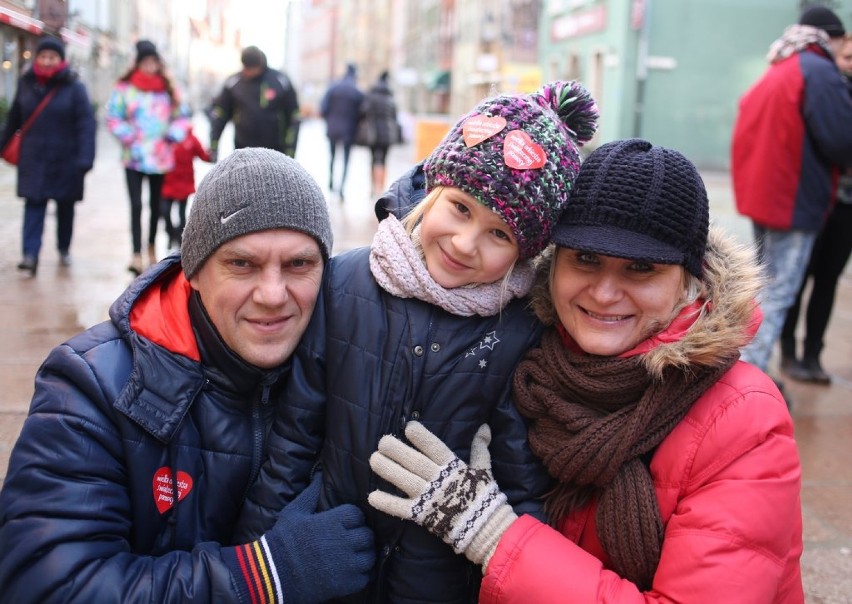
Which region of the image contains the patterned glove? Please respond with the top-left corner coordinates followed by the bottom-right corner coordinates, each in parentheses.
top-left (368, 421), bottom-right (517, 569)
top-left (223, 472), bottom-right (375, 603)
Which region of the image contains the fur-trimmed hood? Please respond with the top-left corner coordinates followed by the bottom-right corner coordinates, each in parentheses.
top-left (530, 226), bottom-right (764, 377)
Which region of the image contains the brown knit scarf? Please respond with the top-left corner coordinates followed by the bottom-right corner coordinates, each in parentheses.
top-left (513, 329), bottom-right (737, 590)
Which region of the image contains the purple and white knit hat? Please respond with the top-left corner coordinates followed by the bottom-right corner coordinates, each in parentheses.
top-left (423, 81), bottom-right (599, 259)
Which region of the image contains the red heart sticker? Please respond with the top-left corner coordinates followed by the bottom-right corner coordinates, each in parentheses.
top-left (152, 467), bottom-right (193, 514)
top-left (462, 114), bottom-right (507, 147)
top-left (503, 130), bottom-right (546, 170)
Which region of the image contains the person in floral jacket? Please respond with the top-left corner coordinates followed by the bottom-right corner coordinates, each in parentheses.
top-left (106, 39), bottom-right (190, 275)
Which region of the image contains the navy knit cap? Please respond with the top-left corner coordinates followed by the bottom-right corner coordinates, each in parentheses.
top-left (182, 148), bottom-right (332, 278)
top-left (424, 81), bottom-right (599, 259)
top-left (551, 139), bottom-right (709, 277)
top-left (799, 5), bottom-right (845, 37)
top-left (135, 39), bottom-right (159, 63)
top-left (36, 36), bottom-right (65, 60)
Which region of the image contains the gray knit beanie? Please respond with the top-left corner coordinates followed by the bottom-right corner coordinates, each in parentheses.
top-left (182, 148), bottom-right (332, 279)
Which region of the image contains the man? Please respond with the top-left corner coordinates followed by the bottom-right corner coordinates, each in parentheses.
top-left (732, 5), bottom-right (852, 380)
top-left (208, 46), bottom-right (300, 160)
top-left (0, 149), bottom-right (373, 603)
top-left (321, 63), bottom-right (364, 200)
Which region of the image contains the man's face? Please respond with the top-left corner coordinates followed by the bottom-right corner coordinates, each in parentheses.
top-left (189, 229), bottom-right (324, 369)
top-left (241, 65), bottom-right (263, 79)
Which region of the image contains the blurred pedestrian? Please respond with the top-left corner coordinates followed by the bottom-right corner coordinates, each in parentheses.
top-left (0, 35), bottom-right (95, 276)
top-left (160, 126), bottom-right (212, 251)
top-left (207, 45), bottom-right (300, 160)
top-left (731, 6), bottom-right (852, 384)
top-left (369, 139), bottom-right (803, 603)
top-left (321, 63), bottom-right (363, 200)
top-left (357, 70), bottom-right (402, 196)
top-left (106, 40), bottom-right (191, 275)
top-left (781, 32), bottom-right (852, 384)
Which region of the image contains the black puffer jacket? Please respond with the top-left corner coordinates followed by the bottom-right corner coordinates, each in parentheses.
top-left (238, 166), bottom-right (552, 603)
top-left (0, 65), bottom-right (96, 201)
top-left (0, 256), bottom-right (298, 603)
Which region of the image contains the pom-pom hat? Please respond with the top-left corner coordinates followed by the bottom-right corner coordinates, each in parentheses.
top-left (552, 138), bottom-right (709, 277)
top-left (424, 81), bottom-right (599, 259)
top-left (135, 40), bottom-right (159, 63)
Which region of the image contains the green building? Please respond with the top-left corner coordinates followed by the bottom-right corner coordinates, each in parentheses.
top-left (540, 0), bottom-right (852, 168)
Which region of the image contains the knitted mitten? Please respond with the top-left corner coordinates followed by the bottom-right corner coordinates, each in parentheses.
top-left (223, 473), bottom-right (375, 603)
top-left (368, 422), bottom-right (517, 569)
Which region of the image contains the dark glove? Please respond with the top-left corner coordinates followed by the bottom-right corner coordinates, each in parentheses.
top-left (368, 422), bottom-right (517, 570)
top-left (209, 141), bottom-right (219, 163)
top-left (224, 472), bottom-right (375, 603)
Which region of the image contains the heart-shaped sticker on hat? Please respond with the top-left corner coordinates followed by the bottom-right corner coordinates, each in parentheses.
top-left (462, 114), bottom-right (507, 147)
top-left (503, 130), bottom-right (546, 169)
top-left (153, 467), bottom-right (194, 514)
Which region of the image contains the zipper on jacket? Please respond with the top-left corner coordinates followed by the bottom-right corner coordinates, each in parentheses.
top-left (246, 380), bottom-right (273, 493)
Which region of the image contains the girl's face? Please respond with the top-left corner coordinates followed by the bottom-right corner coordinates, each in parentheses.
top-left (419, 187), bottom-right (519, 288)
top-left (836, 38), bottom-right (852, 76)
top-left (551, 248), bottom-right (685, 356)
top-left (137, 56), bottom-right (160, 74)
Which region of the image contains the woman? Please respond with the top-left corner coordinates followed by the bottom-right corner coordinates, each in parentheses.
top-left (358, 70), bottom-right (401, 195)
top-left (106, 40), bottom-right (190, 275)
top-left (368, 139), bottom-right (804, 602)
top-left (1, 35), bottom-right (96, 276)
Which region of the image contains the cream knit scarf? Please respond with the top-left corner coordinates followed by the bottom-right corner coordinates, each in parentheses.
top-left (369, 215), bottom-right (535, 317)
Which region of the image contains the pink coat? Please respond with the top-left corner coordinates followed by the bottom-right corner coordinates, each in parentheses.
top-left (481, 230), bottom-right (803, 603)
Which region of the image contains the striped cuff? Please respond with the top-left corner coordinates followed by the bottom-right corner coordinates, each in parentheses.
top-left (223, 536), bottom-right (284, 604)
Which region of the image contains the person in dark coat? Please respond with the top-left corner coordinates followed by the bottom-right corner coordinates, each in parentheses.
top-left (321, 63), bottom-right (364, 200)
top-left (358, 70), bottom-right (401, 195)
top-left (0, 149), bottom-right (374, 604)
top-left (0, 36), bottom-right (96, 276)
top-left (235, 81), bottom-right (599, 602)
top-left (208, 45), bottom-right (301, 159)
top-left (731, 6), bottom-right (852, 383)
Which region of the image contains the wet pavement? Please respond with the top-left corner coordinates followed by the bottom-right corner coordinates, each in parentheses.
top-left (0, 118), bottom-right (850, 602)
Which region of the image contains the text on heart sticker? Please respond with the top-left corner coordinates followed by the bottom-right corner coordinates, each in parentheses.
top-left (462, 114), bottom-right (507, 147)
top-left (503, 130), bottom-right (546, 170)
top-left (153, 467), bottom-right (194, 514)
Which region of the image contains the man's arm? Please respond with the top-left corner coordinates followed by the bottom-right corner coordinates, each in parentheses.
top-left (207, 77), bottom-right (237, 156)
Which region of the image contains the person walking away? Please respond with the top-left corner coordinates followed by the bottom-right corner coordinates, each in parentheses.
top-left (0, 35), bottom-right (95, 276)
top-left (321, 63), bottom-right (363, 201)
top-left (106, 40), bottom-right (191, 275)
top-left (731, 6), bottom-right (852, 388)
top-left (160, 126), bottom-right (211, 250)
top-left (0, 148), bottom-right (374, 604)
top-left (780, 32), bottom-right (852, 384)
top-left (359, 70), bottom-right (402, 196)
top-left (235, 81), bottom-right (599, 602)
top-left (369, 139), bottom-right (804, 603)
top-left (207, 46), bottom-right (300, 160)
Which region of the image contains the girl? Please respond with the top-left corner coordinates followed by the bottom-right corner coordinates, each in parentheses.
top-left (369, 139), bottom-right (804, 603)
top-left (231, 81), bottom-right (598, 603)
top-left (160, 125), bottom-right (211, 250)
top-left (106, 40), bottom-right (190, 275)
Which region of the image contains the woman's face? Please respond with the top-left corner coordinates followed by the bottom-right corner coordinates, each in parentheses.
top-left (35, 50), bottom-right (62, 70)
top-left (551, 248), bottom-right (686, 356)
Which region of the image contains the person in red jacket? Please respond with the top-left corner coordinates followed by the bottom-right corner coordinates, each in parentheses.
top-left (161, 126), bottom-right (211, 250)
top-left (368, 139), bottom-right (804, 603)
top-left (731, 6), bottom-right (852, 384)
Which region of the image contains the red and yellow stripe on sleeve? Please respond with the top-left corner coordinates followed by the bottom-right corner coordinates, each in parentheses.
top-left (232, 536), bottom-right (284, 603)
